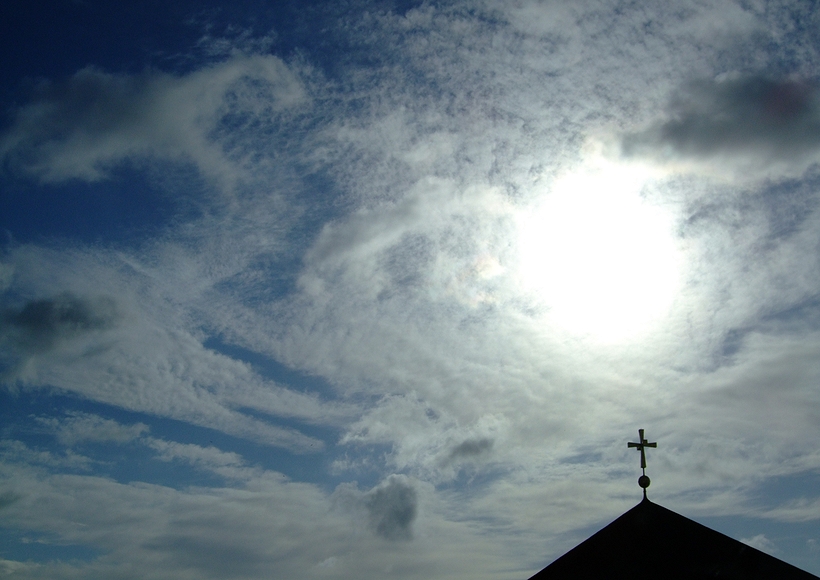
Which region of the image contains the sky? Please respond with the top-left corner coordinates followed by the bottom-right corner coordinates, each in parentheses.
top-left (1, 0), bottom-right (820, 578)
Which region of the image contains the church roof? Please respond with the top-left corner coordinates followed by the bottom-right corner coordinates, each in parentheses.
top-left (529, 496), bottom-right (819, 580)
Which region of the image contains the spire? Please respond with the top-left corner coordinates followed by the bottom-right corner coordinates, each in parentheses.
top-left (627, 428), bottom-right (656, 499)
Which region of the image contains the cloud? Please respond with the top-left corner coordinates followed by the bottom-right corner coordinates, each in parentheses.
top-left (621, 74), bottom-right (820, 177)
top-left (146, 439), bottom-right (251, 480)
top-left (0, 559), bottom-right (36, 576)
top-left (741, 533), bottom-right (778, 554)
top-left (43, 412), bottom-right (148, 446)
top-left (1, 440), bottom-right (94, 471)
top-left (447, 437), bottom-right (494, 461)
top-left (5, 3), bottom-right (820, 576)
top-left (0, 455), bottom-right (521, 580)
top-left (1, 293), bottom-right (118, 354)
top-left (365, 475), bottom-right (418, 541)
top-left (33, 413), bottom-right (251, 479)
top-left (0, 54), bottom-right (306, 188)
top-left (0, 247), bottom-right (343, 452)
top-left (760, 497), bottom-right (820, 523)
top-left (334, 475), bottom-right (419, 542)
top-left (0, 462), bottom-right (343, 580)
top-left (0, 490), bottom-right (20, 509)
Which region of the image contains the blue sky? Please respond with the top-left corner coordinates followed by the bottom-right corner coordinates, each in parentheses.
top-left (2, 0), bottom-right (820, 578)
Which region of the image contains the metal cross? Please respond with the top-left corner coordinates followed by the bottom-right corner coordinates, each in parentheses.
top-left (627, 428), bottom-right (656, 472)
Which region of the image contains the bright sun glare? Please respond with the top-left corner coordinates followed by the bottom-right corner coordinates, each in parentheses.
top-left (517, 158), bottom-right (680, 342)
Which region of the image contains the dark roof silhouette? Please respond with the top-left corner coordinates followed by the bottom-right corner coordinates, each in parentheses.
top-left (529, 496), bottom-right (819, 580)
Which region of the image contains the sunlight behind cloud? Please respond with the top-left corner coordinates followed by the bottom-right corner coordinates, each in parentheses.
top-left (5, 2), bottom-right (820, 578)
top-left (517, 159), bottom-right (681, 342)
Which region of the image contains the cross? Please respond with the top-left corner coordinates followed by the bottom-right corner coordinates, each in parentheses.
top-left (627, 428), bottom-right (656, 472)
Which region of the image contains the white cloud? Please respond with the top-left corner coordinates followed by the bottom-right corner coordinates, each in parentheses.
top-left (0, 440), bottom-right (94, 471)
top-left (741, 533), bottom-right (779, 554)
top-left (0, 245), bottom-right (351, 451)
top-left (0, 559), bottom-right (37, 576)
top-left (0, 53), bottom-right (306, 189)
top-left (0, 460), bottom-right (524, 580)
top-left (48, 412), bottom-right (148, 446)
top-left (146, 438), bottom-right (251, 480)
top-left (0, 1), bottom-right (808, 494)
top-left (3, 1), bottom-right (820, 576)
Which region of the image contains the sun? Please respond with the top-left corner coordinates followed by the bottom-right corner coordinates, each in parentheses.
top-left (516, 158), bottom-right (681, 342)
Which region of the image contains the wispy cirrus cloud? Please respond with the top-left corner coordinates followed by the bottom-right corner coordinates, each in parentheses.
top-left (0, 54), bottom-right (306, 189)
top-left (3, 1), bottom-right (820, 577)
top-left (0, 251), bottom-right (341, 452)
top-left (46, 412), bottom-right (148, 446)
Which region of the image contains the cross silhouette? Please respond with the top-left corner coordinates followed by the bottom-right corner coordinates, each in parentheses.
top-left (628, 429), bottom-right (656, 498)
top-left (628, 428), bottom-right (656, 472)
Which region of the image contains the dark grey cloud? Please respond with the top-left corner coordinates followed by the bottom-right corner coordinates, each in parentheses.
top-left (448, 437), bottom-right (494, 461)
top-left (621, 75), bottom-right (820, 165)
top-left (365, 475), bottom-right (417, 542)
top-left (1, 293), bottom-right (118, 353)
top-left (0, 491), bottom-right (21, 510)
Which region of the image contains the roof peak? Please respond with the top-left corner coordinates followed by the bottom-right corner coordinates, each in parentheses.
top-left (530, 498), bottom-right (819, 579)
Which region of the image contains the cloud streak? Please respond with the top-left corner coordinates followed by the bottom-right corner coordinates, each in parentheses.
top-left (0, 54), bottom-right (306, 188)
top-left (47, 412), bottom-right (148, 446)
